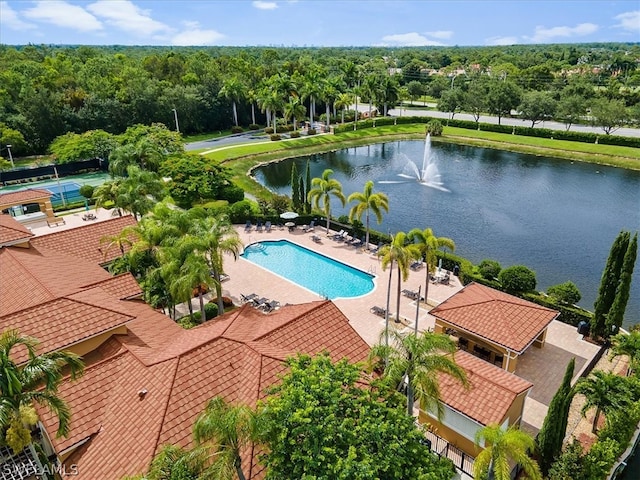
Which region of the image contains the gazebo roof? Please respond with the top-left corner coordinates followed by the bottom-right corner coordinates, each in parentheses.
top-left (430, 283), bottom-right (559, 353)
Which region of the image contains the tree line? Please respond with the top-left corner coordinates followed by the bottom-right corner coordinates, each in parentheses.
top-left (0, 42), bottom-right (638, 159)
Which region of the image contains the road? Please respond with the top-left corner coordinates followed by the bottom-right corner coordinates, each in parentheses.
top-left (387, 105), bottom-right (640, 138)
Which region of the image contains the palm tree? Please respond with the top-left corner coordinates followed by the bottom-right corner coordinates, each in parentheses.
top-left (378, 232), bottom-right (421, 336)
top-left (92, 179), bottom-right (123, 216)
top-left (100, 229), bottom-right (134, 260)
top-left (307, 169), bottom-right (346, 234)
top-left (609, 331), bottom-right (640, 376)
top-left (0, 330), bottom-right (84, 454)
top-left (116, 166), bottom-right (166, 220)
top-left (188, 214), bottom-right (243, 316)
top-left (258, 90), bottom-right (283, 134)
top-left (283, 96), bottom-right (306, 131)
top-left (219, 77), bottom-right (246, 127)
top-left (408, 228), bottom-right (455, 306)
top-left (368, 329), bottom-right (467, 417)
top-left (193, 396), bottom-right (258, 480)
top-left (335, 92), bottom-right (354, 124)
top-left (347, 180), bottom-right (389, 249)
top-left (473, 424), bottom-right (542, 480)
top-left (574, 370), bottom-right (635, 433)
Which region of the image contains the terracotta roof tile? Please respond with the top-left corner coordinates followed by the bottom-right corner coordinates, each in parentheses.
top-left (0, 214), bottom-right (33, 245)
top-left (81, 273), bottom-right (143, 300)
top-left (30, 215), bottom-right (137, 264)
top-left (0, 244), bottom-right (111, 316)
top-left (438, 350), bottom-right (533, 426)
top-left (430, 283), bottom-right (558, 353)
top-left (0, 188), bottom-right (52, 206)
top-left (0, 296), bottom-right (133, 363)
top-left (42, 299), bottom-right (371, 479)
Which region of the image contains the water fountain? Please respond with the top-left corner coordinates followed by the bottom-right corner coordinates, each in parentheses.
top-left (379, 133), bottom-right (448, 191)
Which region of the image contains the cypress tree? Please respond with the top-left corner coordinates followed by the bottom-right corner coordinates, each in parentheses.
top-left (606, 233), bottom-right (638, 335)
top-left (298, 174), bottom-right (305, 210)
top-left (304, 160), bottom-right (312, 213)
top-left (290, 163), bottom-right (300, 211)
top-left (592, 231), bottom-right (630, 339)
top-left (536, 357), bottom-right (575, 475)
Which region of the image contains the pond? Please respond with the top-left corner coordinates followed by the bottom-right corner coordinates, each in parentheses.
top-left (252, 139), bottom-right (640, 328)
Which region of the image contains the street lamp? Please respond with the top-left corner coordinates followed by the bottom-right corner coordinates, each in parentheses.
top-left (6, 145), bottom-right (14, 168)
top-left (171, 108), bottom-right (180, 133)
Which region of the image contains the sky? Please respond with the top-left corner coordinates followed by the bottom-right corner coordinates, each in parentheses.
top-left (0, 0), bottom-right (639, 47)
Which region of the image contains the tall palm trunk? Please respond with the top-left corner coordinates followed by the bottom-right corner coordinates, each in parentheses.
top-left (385, 260), bottom-right (394, 357)
top-left (232, 102), bottom-right (238, 126)
top-left (235, 457), bottom-right (247, 480)
top-left (423, 247), bottom-right (431, 306)
top-left (198, 291), bottom-right (206, 322)
top-left (365, 211), bottom-right (370, 249)
top-left (395, 267), bottom-right (402, 323)
top-left (251, 104), bottom-right (256, 125)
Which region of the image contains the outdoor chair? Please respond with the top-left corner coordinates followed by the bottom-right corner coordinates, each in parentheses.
top-left (332, 229), bottom-right (345, 241)
top-left (370, 306), bottom-right (387, 318)
top-left (244, 220), bottom-right (252, 232)
top-left (265, 221), bottom-right (272, 232)
top-left (311, 234), bottom-right (321, 243)
top-left (410, 261), bottom-right (423, 271)
top-left (241, 293), bottom-right (258, 304)
top-left (303, 220), bottom-right (315, 232)
top-left (256, 221), bottom-right (263, 232)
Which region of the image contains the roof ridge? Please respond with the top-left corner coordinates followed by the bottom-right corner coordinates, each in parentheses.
top-left (466, 362), bottom-right (532, 395)
top-left (252, 300), bottom-right (329, 342)
top-left (79, 272), bottom-right (134, 289)
top-left (151, 356), bottom-right (181, 460)
top-left (65, 293), bottom-right (136, 320)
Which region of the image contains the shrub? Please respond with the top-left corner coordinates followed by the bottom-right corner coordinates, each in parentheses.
top-left (265, 127), bottom-right (274, 134)
top-left (178, 316), bottom-right (198, 329)
top-left (211, 297), bottom-right (234, 309)
top-left (248, 124), bottom-right (260, 130)
top-left (290, 131), bottom-right (300, 138)
top-left (228, 199), bottom-right (255, 223)
top-left (204, 302), bottom-right (218, 319)
top-left (426, 119), bottom-right (444, 136)
top-left (307, 128), bottom-right (317, 135)
top-left (547, 281), bottom-right (582, 305)
top-left (79, 185), bottom-right (94, 199)
top-left (218, 184), bottom-right (245, 203)
top-left (498, 265), bottom-right (537, 293)
top-left (270, 134), bottom-right (282, 141)
top-left (231, 126), bottom-right (243, 134)
top-left (478, 259), bottom-right (501, 280)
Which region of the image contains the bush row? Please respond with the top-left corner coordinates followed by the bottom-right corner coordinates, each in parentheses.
top-left (333, 116), bottom-right (640, 148)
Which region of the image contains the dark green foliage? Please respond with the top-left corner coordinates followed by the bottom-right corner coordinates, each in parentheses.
top-left (218, 184), bottom-right (244, 204)
top-left (258, 353), bottom-right (455, 480)
top-left (523, 292), bottom-right (592, 327)
top-left (204, 302), bottom-right (218, 320)
top-left (592, 231), bottom-right (630, 339)
top-left (548, 440), bottom-right (585, 480)
top-left (248, 124), bottom-right (260, 130)
top-left (307, 128), bottom-right (317, 135)
top-left (265, 127), bottom-right (274, 134)
top-left (289, 131), bottom-right (300, 138)
top-left (147, 445), bottom-right (199, 480)
top-left (269, 134), bottom-right (281, 141)
top-left (304, 160), bottom-right (312, 214)
top-left (297, 174), bottom-right (305, 211)
top-left (547, 281), bottom-right (582, 305)
top-left (478, 259), bottom-right (501, 280)
top-left (228, 200), bottom-right (255, 223)
top-left (607, 233), bottom-right (638, 335)
top-left (290, 163), bottom-right (300, 211)
top-left (498, 265), bottom-right (537, 293)
top-left (231, 126), bottom-right (243, 134)
top-left (426, 119), bottom-right (443, 136)
top-left (159, 154), bottom-right (235, 208)
top-left (79, 185), bottom-right (95, 199)
top-left (536, 358), bottom-right (575, 475)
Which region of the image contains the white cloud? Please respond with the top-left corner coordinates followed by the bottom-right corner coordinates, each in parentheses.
top-left (253, 1), bottom-right (278, 10)
top-left (380, 32), bottom-right (445, 46)
top-left (614, 10), bottom-right (640, 32)
top-left (526, 22), bottom-right (598, 43)
top-left (23, 0), bottom-right (102, 32)
top-left (425, 30), bottom-right (453, 40)
top-left (87, 0), bottom-right (171, 36)
top-left (485, 36), bottom-right (518, 46)
top-left (172, 21), bottom-right (225, 46)
top-left (0, 1), bottom-right (36, 30)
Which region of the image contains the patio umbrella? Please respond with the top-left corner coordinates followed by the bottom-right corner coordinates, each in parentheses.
top-left (280, 211), bottom-right (299, 220)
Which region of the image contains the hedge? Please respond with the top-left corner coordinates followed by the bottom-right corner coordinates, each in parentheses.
top-left (333, 116), bottom-right (640, 148)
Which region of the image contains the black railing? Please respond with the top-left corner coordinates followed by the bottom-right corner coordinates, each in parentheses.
top-left (425, 430), bottom-right (475, 477)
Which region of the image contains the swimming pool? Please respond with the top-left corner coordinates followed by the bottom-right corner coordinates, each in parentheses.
top-left (241, 239), bottom-right (375, 299)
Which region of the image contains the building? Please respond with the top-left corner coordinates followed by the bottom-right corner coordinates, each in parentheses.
top-left (430, 282), bottom-right (559, 373)
top-left (0, 189), bottom-right (56, 228)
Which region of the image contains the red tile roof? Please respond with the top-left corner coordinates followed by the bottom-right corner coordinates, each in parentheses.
top-left (38, 300), bottom-right (371, 480)
top-left (81, 273), bottom-right (143, 300)
top-left (0, 244), bottom-right (112, 316)
top-left (430, 283), bottom-right (559, 353)
top-left (438, 350), bottom-right (533, 426)
top-left (0, 188), bottom-right (52, 206)
top-left (0, 214), bottom-right (33, 245)
top-left (30, 215), bottom-right (137, 264)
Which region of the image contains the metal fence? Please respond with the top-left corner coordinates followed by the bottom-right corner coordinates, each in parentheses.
top-left (425, 430), bottom-right (475, 477)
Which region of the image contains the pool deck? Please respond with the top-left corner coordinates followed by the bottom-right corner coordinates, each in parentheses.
top-left (32, 214), bottom-right (603, 434)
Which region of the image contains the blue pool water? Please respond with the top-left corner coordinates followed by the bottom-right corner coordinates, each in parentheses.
top-left (241, 240), bottom-right (374, 299)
